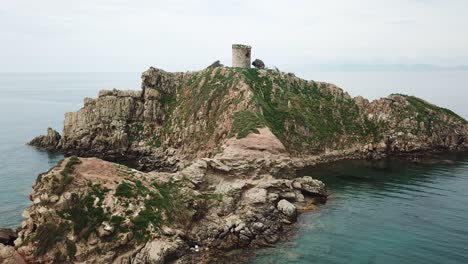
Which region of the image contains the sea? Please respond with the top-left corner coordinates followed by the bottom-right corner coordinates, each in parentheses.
top-left (1, 71), bottom-right (467, 263)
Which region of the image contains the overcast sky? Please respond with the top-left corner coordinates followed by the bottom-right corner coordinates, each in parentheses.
top-left (1, 0), bottom-right (468, 73)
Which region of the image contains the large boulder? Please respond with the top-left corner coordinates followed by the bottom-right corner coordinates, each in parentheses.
top-left (244, 188), bottom-right (268, 204)
top-left (293, 176), bottom-right (327, 197)
top-left (277, 199), bottom-right (296, 218)
top-left (252, 59), bottom-right (265, 69)
top-left (133, 238), bottom-right (186, 264)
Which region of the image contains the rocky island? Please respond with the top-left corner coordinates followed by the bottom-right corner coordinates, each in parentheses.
top-left (1, 45), bottom-right (467, 263)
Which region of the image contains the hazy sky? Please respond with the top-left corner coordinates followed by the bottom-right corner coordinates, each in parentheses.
top-left (1, 0), bottom-right (468, 72)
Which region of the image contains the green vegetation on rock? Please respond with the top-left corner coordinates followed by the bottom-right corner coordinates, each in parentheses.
top-left (53, 156), bottom-right (81, 195)
top-left (382, 94), bottom-right (468, 136)
top-left (239, 68), bottom-right (379, 152)
top-left (232, 110), bottom-right (264, 138)
top-left (58, 183), bottom-right (110, 239)
top-left (34, 223), bottom-right (69, 256)
top-left (65, 239), bottom-right (77, 258)
top-left (131, 181), bottom-right (187, 241)
top-left (402, 94), bottom-right (467, 123)
top-left (115, 182), bottom-right (134, 198)
top-left (148, 135), bottom-right (162, 148)
top-left (162, 67), bottom-right (242, 149)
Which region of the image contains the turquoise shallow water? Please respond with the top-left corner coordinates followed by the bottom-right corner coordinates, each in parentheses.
top-left (249, 157), bottom-right (468, 264)
top-left (0, 73), bottom-right (139, 228)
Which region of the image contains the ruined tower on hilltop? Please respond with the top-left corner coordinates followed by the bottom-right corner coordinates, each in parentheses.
top-left (232, 44), bottom-right (251, 68)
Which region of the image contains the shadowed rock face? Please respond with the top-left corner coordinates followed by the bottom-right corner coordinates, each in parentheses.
top-left (29, 67), bottom-right (468, 172)
top-left (0, 229), bottom-right (17, 246)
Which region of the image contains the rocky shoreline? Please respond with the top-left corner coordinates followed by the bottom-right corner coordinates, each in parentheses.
top-left (3, 152), bottom-right (465, 264)
top-left (1, 156), bottom-right (327, 264)
top-left (2, 64), bottom-right (468, 263)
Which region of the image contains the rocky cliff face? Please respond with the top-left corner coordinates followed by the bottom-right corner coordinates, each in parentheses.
top-left (21, 65), bottom-right (468, 263)
top-left (12, 157), bottom-right (326, 263)
top-left (30, 67), bottom-right (468, 172)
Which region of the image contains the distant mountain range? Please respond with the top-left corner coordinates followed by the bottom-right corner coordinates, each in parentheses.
top-left (301, 64), bottom-right (468, 72)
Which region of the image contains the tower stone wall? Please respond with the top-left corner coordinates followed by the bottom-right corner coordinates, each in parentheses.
top-left (232, 44), bottom-right (251, 68)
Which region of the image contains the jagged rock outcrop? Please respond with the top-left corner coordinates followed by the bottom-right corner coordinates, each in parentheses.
top-left (28, 128), bottom-right (61, 151)
top-left (29, 67), bottom-right (468, 172)
top-left (13, 156), bottom-right (326, 263)
top-left (365, 94), bottom-right (468, 153)
top-left (207, 60), bottom-right (223, 69)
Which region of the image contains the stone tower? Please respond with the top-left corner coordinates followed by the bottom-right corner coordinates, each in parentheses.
top-left (232, 44), bottom-right (251, 68)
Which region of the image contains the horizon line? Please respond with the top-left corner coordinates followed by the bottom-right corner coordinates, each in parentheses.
top-left (0, 64), bottom-right (468, 74)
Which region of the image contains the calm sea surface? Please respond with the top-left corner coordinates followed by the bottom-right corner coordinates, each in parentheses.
top-left (0, 72), bottom-right (140, 228)
top-left (1, 72), bottom-right (467, 264)
top-left (249, 156), bottom-right (468, 264)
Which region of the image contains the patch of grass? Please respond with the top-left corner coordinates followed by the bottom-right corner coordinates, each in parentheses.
top-left (148, 136), bottom-right (162, 148)
top-left (101, 215), bottom-right (128, 242)
top-left (61, 156), bottom-right (81, 177)
top-left (403, 94), bottom-right (467, 123)
top-left (128, 122), bottom-right (144, 142)
top-left (53, 157), bottom-right (81, 195)
top-left (134, 180), bottom-right (149, 196)
top-left (232, 110), bottom-right (264, 138)
top-left (160, 93), bottom-right (176, 106)
top-left (65, 239), bottom-right (77, 258)
top-left (162, 67), bottom-right (241, 150)
top-left (130, 181), bottom-right (188, 241)
top-left (201, 193), bottom-right (224, 202)
top-left (58, 184), bottom-right (110, 239)
top-left (110, 215), bottom-right (125, 227)
top-left (115, 182), bottom-right (134, 198)
top-left (34, 223), bottom-right (69, 256)
top-left (131, 207), bottom-right (162, 241)
top-left (239, 68), bottom-right (378, 152)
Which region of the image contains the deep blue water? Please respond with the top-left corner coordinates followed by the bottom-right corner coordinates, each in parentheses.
top-left (1, 72), bottom-right (468, 264)
top-left (0, 72), bottom-right (140, 228)
top-left (249, 157), bottom-right (468, 264)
